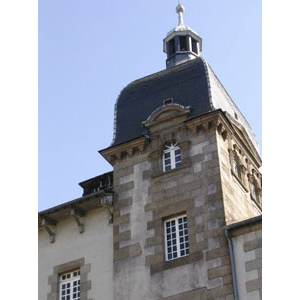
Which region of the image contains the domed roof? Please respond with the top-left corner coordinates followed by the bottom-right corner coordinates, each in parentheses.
top-left (111, 57), bottom-right (259, 153)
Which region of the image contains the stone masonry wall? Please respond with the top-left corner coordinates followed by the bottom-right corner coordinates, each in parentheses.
top-left (216, 130), bottom-right (261, 225)
top-left (111, 112), bottom-right (237, 300)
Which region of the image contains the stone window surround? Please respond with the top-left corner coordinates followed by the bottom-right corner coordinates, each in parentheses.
top-left (248, 174), bottom-right (262, 209)
top-left (230, 155), bottom-right (248, 193)
top-left (47, 257), bottom-right (92, 300)
top-left (164, 214), bottom-right (189, 261)
top-left (231, 168), bottom-right (249, 193)
top-left (152, 139), bottom-right (190, 179)
top-left (148, 208), bottom-right (203, 275)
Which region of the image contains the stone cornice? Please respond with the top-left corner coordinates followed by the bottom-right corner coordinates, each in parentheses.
top-left (100, 136), bottom-right (148, 166)
top-left (186, 110), bottom-right (262, 169)
top-left (185, 109), bottom-right (233, 137)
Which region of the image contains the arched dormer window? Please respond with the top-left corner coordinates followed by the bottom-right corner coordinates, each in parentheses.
top-left (163, 142), bottom-right (182, 172)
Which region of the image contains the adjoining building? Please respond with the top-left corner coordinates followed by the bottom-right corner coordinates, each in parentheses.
top-left (39, 3), bottom-right (262, 300)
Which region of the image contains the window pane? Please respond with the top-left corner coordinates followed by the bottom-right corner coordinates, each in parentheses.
top-left (175, 162), bottom-right (182, 168)
top-left (175, 149), bottom-right (181, 156)
top-left (165, 158), bottom-right (171, 165)
top-left (175, 155), bottom-right (181, 162)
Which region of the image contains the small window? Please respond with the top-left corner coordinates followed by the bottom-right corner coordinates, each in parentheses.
top-left (165, 215), bottom-right (189, 261)
top-left (191, 38), bottom-right (198, 54)
top-left (250, 183), bottom-right (257, 201)
top-left (232, 158), bottom-right (239, 177)
top-left (167, 38), bottom-right (175, 56)
top-left (163, 98), bottom-right (173, 105)
top-left (163, 142), bottom-right (182, 172)
top-left (60, 270), bottom-right (81, 300)
top-left (179, 36), bottom-right (187, 51)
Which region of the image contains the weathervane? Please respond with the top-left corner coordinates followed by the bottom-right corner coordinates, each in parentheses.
top-left (176, 0), bottom-right (185, 26)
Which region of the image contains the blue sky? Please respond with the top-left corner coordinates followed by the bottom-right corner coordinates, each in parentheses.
top-left (39, 0), bottom-right (262, 211)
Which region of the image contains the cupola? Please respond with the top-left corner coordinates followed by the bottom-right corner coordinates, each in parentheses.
top-left (163, 1), bottom-right (202, 69)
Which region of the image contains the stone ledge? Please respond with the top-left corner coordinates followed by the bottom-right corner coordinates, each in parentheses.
top-left (150, 252), bottom-right (203, 275)
top-left (155, 287), bottom-right (207, 300)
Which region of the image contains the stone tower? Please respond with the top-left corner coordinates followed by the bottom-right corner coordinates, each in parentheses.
top-left (100, 3), bottom-right (262, 300)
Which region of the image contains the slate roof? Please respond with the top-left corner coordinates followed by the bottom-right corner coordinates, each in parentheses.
top-left (111, 57), bottom-right (259, 153)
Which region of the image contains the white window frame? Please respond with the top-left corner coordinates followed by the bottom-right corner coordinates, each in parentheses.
top-left (59, 269), bottom-right (81, 300)
top-left (163, 142), bottom-right (182, 172)
top-left (164, 215), bottom-right (189, 261)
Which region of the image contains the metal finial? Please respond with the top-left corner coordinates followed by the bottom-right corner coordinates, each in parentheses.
top-left (176, 1), bottom-right (185, 25)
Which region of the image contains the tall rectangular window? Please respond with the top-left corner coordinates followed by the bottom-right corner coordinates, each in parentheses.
top-left (233, 159), bottom-right (239, 177)
top-left (250, 183), bottom-right (257, 201)
top-left (163, 142), bottom-right (182, 172)
top-left (60, 270), bottom-right (81, 300)
top-left (165, 215), bottom-right (189, 261)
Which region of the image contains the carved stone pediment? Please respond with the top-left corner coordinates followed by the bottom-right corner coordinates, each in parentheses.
top-left (142, 104), bottom-right (191, 132)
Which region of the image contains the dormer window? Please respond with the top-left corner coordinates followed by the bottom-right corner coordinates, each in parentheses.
top-left (163, 98), bottom-right (173, 105)
top-left (163, 142), bottom-right (182, 172)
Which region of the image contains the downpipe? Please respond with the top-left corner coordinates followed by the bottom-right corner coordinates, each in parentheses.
top-left (225, 228), bottom-right (239, 300)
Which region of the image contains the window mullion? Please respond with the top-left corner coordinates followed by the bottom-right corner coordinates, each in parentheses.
top-left (176, 218), bottom-right (181, 258)
top-left (164, 221), bottom-right (168, 260)
top-left (70, 280), bottom-right (74, 300)
top-left (171, 149), bottom-right (175, 169)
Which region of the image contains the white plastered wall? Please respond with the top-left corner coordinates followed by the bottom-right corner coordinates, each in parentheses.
top-left (38, 207), bottom-right (113, 300)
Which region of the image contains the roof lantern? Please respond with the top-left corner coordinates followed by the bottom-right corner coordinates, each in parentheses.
top-left (163, 1), bottom-right (202, 69)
